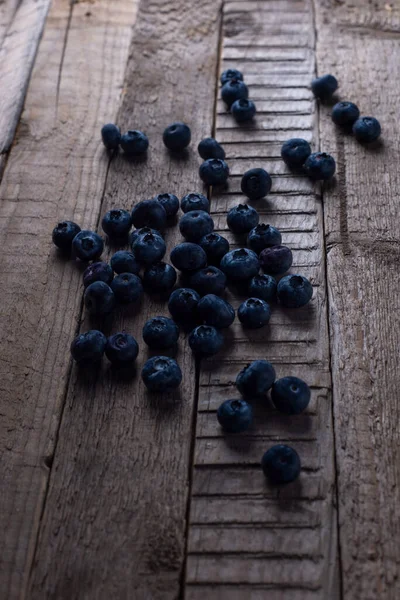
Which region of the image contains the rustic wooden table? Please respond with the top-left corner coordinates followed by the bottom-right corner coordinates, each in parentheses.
top-left (1, 0), bottom-right (399, 598)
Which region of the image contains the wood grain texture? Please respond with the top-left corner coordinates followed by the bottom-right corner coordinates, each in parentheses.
top-left (0, 0), bottom-right (138, 597)
top-left (315, 1), bottom-right (400, 598)
top-left (28, 1), bottom-right (222, 599)
top-left (185, 0), bottom-right (340, 598)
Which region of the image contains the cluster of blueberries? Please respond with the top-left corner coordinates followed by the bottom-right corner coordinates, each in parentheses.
top-left (220, 68), bottom-right (257, 123)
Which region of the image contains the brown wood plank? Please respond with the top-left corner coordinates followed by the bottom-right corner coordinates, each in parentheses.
top-left (27, 1), bottom-right (222, 599)
top-left (315, 1), bottom-right (400, 598)
top-left (186, 0), bottom-right (340, 597)
top-left (0, 0), bottom-right (139, 597)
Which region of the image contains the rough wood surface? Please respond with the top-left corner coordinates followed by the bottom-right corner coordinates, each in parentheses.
top-left (315, 1), bottom-right (400, 598)
top-left (0, 0), bottom-right (138, 597)
top-left (185, 0), bottom-right (340, 598)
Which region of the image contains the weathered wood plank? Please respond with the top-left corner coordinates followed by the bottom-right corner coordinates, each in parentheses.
top-left (315, 1), bottom-right (400, 598)
top-left (0, 0), bottom-right (139, 597)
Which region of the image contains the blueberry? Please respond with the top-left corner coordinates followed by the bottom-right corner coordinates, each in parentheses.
top-left (198, 138), bottom-right (225, 160)
top-left (248, 274), bottom-right (277, 303)
top-left (131, 200), bottom-right (167, 231)
top-left (227, 204), bottom-right (259, 234)
top-left (352, 116), bottom-right (381, 143)
top-left (110, 273), bottom-right (143, 304)
top-left (220, 248), bottom-right (259, 281)
top-left (199, 159), bottom-right (230, 186)
top-left (220, 68), bottom-right (243, 86)
top-left (70, 330), bottom-right (107, 365)
top-left (179, 210), bottom-right (214, 242)
top-left (281, 138), bottom-right (312, 169)
top-left (72, 230), bottom-right (104, 261)
top-left (101, 209), bottom-right (132, 238)
top-left (52, 220), bottom-right (81, 251)
top-left (304, 152), bottom-right (336, 180)
top-left (238, 297), bottom-right (271, 329)
top-left (271, 376), bottom-right (311, 415)
top-left (120, 130), bottom-right (149, 155)
top-left (217, 398), bottom-right (253, 433)
top-left (188, 325), bottom-right (224, 356)
top-left (331, 101), bottom-right (360, 127)
top-left (236, 360), bottom-right (276, 399)
top-left (277, 274), bottom-right (313, 308)
top-left (188, 266), bottom-right (227, 296)
top-left (197, 294), bottom-right (235, 329)
top-left (261, 444), bottom-right (301, 484)
top-left (110, 250), bottom-right (140, 275)
top-left (84, 281), bottom-right (115, 315)
top-left (311, 74), bottom-right (338, 100)
top-left (105, 332), bottom-right (139, 365)
top-left (168, 288), bottom-right (200, 323)
top-left (83, 261), bottom-right (114, 288)
top-left (130, 227), bottom-right (162, 247)
top-left (260, 245), bottom-right (293, 276)
top-left (221, 78), bottom-right (249, 107)
top-left (181, 192), bottom-right (210, 213)
top-left (143, 262), bottom-right (177, 294)
top-left (153, 193), bottom-right (179, 218)
top-left (163, 122), bottom-right (191, 151)
top-left (133, 232), bottom-right (166, 266)
top-left (231, 98), bottom-right (256, 123)
top-left (241, 168), bottom-right (272, 200)
top-left (101, 123), bottom-right (121, 150)
top-left (170, 242), bottom-right (207, 272)
top-left (199, 232), bottom-right (229, 266)
top-left (143, 316), bottom-right (180, 349)
top-left (142, 356), bottom-right (182, 392)
top-left (247, 224), bottom-right (282, 254)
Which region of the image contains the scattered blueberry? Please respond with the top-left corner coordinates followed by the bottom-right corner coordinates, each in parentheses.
top-left (72, 230), bottom-right (104, 261)
top-left (70, 330), bottom-right (107, 365)
top-left (84, 281), bottom-right (115, 315)
top-left (248, 274), bottom-right (277, 303)
top-left (217, 398), bottom-right (253, 433)
top-left (236, 360), bottom-right (276, 399)
top-left (101, 123), bottom-right (121, 150)
top-left (181, 192), bottom-right (210, 213)
top-left (120, 130), bottom-right (149, 155)
top-left (352, 116), bottom-right (381, 143)
top-left (52, 220), bottom-right (81, 251)
top-left (188, 325), bottom-right (224, 356)
top-left (241, 168), bottom-right (272, 200)
top-left (198, 137), bottom-right (225, 160)
top-left (227, 204), bottom-right (259, 234)
top-left (247, 224), bottom-right (282, 254)
top-left (188, 266), bottom-right (227, 296)
top-left (110, 273), bottom-right (143, 304)
top-left (170, 242), bottom-right (207, 272)
top-left (143, 316), bottom-right (180, 349)
top-left (261, 444), bottom-right (301, 484)
top-left (168, 288), bottom-right (200, 323)
top-left (281, 138), bottom-right (312, 169)
top-left (105, 333), bottom-right (139, 365)
top-left (83, 261), bottom-right (113, 288)
top-left (179, 210), bottom-right (214, 242)
top-left (220, 68), bottom-right (243, 86)
top-left (238, 297), bottom-right (271, 329)
top-left (197, 294), bottom-right (235, 329)
top-left (163, 122), bottom-right (191, 151)
top-left (231, 98), bottom-right (256, 122)
top-left (131, 200), bottom-right (167, 231)
top-left (221, 78), bottom-right (249, 107)
top-left (311, 74), bottom-right (338, 101)
top-left (101, 209), bottom-right (132, 238)
top-left (130, 227), bottom-right (162, 247)
top-left (220, 248), bottom-right (259, 281)
top-left (142, 356), bottom-right (182, 392)
top-left (143, 262), bottom-right (177, 294)
top-left (133, 232), bottom-right (166, 266)
top-left (331, 101), bottom-right (360, 127)
top-left (110, 250), bottom-right (140, 275)
top-left (277, 274), bottom-right (313, 308)
top-left (199, 232), bottom-right (230, 265)
top-left (271, 376), bottom-right (311, 415)
top-left (153, 193), bottom-right (180, 218)
top-left (304, 152), bottom-right (336, 180)
top-left (199, 158), bottom-right (230, 186)
top-left (260, 245), bottom-right (293, 276)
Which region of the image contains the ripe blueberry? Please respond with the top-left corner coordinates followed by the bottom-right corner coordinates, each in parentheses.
top-left (72, 230), bottom-right (104, 261)
top-left (143, 316), bottom-right (180, 349)
top-left (260, 245), bottom-right (293, 276)
top-left (197, 294), bottom-right (235, 329)
top-left (181, 192), bottom-right (210, 214)
top-left (143, 262), bottom-right (177, 294)
top-left (142, 356), bottom-right (182, 392)
top-left (281, 138), bottom-right (311, 169)
top-left (220, 248), bottom-right (259, 281)
top-left (311, 74), bottom-right (338, 100)
top-left (170, 242), bottom-right (207, 272)
top-left (241, 168), bottom-right (272, 200)
top-left (221, 78), bottom-right (249, 107)
top-left (227, 204), bottom-right (259, 234)
top-left (110, 273), bottom-right (143, 303)
top-left (120, 130), bottom-right (149, 154)
top-left (83, 261), bottom-right (113, 288)
top-left (131, 199), bottom-right (167, 231)
top-left (105, 333), bottom-right (139, 365)
top-left (236, 360), bottom-right (276, 399)
top-left (231, 98), bottom-right (256, 122)
top-left (248, 274), bottom-right (277, 303)
top-left (331, 101), bottom-right (360, 127)
top-left (188, 266), bottom-right (227, 296)
top-left (179, 210), bottom-right (214, 242)
top-left (70, 330), bottom-right (107, 365)
top-left (110, 250), bottom-right (140, 275)
top-left (217, 398), bottom-right (253, 433)
top-left (199, 232), bottom-right (230, 266)
top-left (261, 444), bottom-right (301, 484)
top-left (163, 122), bottom-right (191, 151)
top-left (84, 281), bottom-right (115, 315)
top-left (153, 193), bottom-right (179, 218)
top-left (188, 325), bottom-right (224, 357)
top-left (168, 288), bottom-right (200, 323)
top-left (352, 116), bottom-right (381, 143)
top-left (220, 68), bottom-right (243, 86)
top-left (199, 159), bottom-right (230, 186)
top-left (271, 376), bottom-right (311, 415)
top-left (101, 123), bottom-right (121, 150)
top-left (101, 208), bottom-right (132, 238)
top-left (277, 274), bottom-right (313, 308)
top-left (52, 220), bottom-right (81, 251)
top-left (198, 137), bottom-right (225, 160)
top-left (247, 224), bottom-right (282, 254)
top-left (130, 227), bottom-right (162, 247)
top-left (304, 152), bottom-right (336, 180)
top-left (133, 232), bottom-right (166, 266)
top-left (238, 297), bottom-right (271, 329)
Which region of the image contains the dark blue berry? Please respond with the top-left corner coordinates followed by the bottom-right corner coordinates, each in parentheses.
top-left (304, 152), bottom-right (336, 180)
top-left (260, 245), bottom-right (293, 276)
top-left (101, 209), bottom-right (132, 238)
top-left (217, 398), bottom-right (252, 433)
top-left (227, 204), bottom-right (259, 234)
top-left (188, 325), bottom-right (224, 357)
top-left (70, 330), bottom-right (106, 365)
top-left (188, 266), bottom-right (226, 296)
top-left (179, 210), bottom-right (214, 242)
top-left (110, 273), bottom-right (143, 304)
top-left (101, 123), bottom-right (121, 150)
top-left (105, 333), bottom-right (139, 365)
top-left (130, 227), bottom-right (162, 247)
top-left (220, 248), bottom-right (259, 281)
top-left (83, 261), bottom-right (113, 288)
top-left (181, 192), bottom-right (210, 213)
top-left (198, 137), bottom-right (225, 160)
top-left (197, 294), bottom-right (235, 329)
top-left (221, 78), bottom-right (249, 107)
top-left (331, 101), bottom-right (360, 127)
top-left (52, 220), bottom-right (81, 251)
top-left (84, 281), bottom-right (115, 315)
top-left (143, 262), bottom-right (177, 294)
top-left (133, 232), bottom-right (166, 266)
top-left (352, 116), bottom-right (381, 143)
top-left (131, 199), bottom-right (167, 231)
top-left (236, 360), bottom-right (276, 399)
top-left (238, 297), bottom-right (271, 329)
top-left (163, 122), bottom-right (191, 151)
top-left (168, 288), bottom-right (200, 323)
top-left (72, 230), bottom-right (104, 261)
top-left (199, 158), bottom-right (230, 186)
top-left (220, 69), bottom-right (243, 86)
top-left (143, 316), bottom-right (180, 349)
top-left (199, 232), bottom-right (230, 266)
top-left (277, 274), bottom-right (313, 308)
top-left (231, 98), bottom-right (256, 122)
top-left (271, 376), bottom-right (311, 415)
top-left (248, 274), bottom-right (277, 303)
top-left (247, 224), bottom-right (282, 254)
top-left (241, 168), bottom-right (272, 200)
top-left (281, 138), bottom-right (311, 169)
top-left (261, 444), bottom-right (301, 484)
top-left (170, 242), bottom-right (207, 272)
top-left (153, 193), bottom-right (179, 218)
top-left (142, 356), bottom-right (182, 392)
top-left (120, 130), bottom-right (149, 155)
top-left (110, 250), bottom-right (140, 275)
top-left (311, 74), bottom-right (338, 100)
